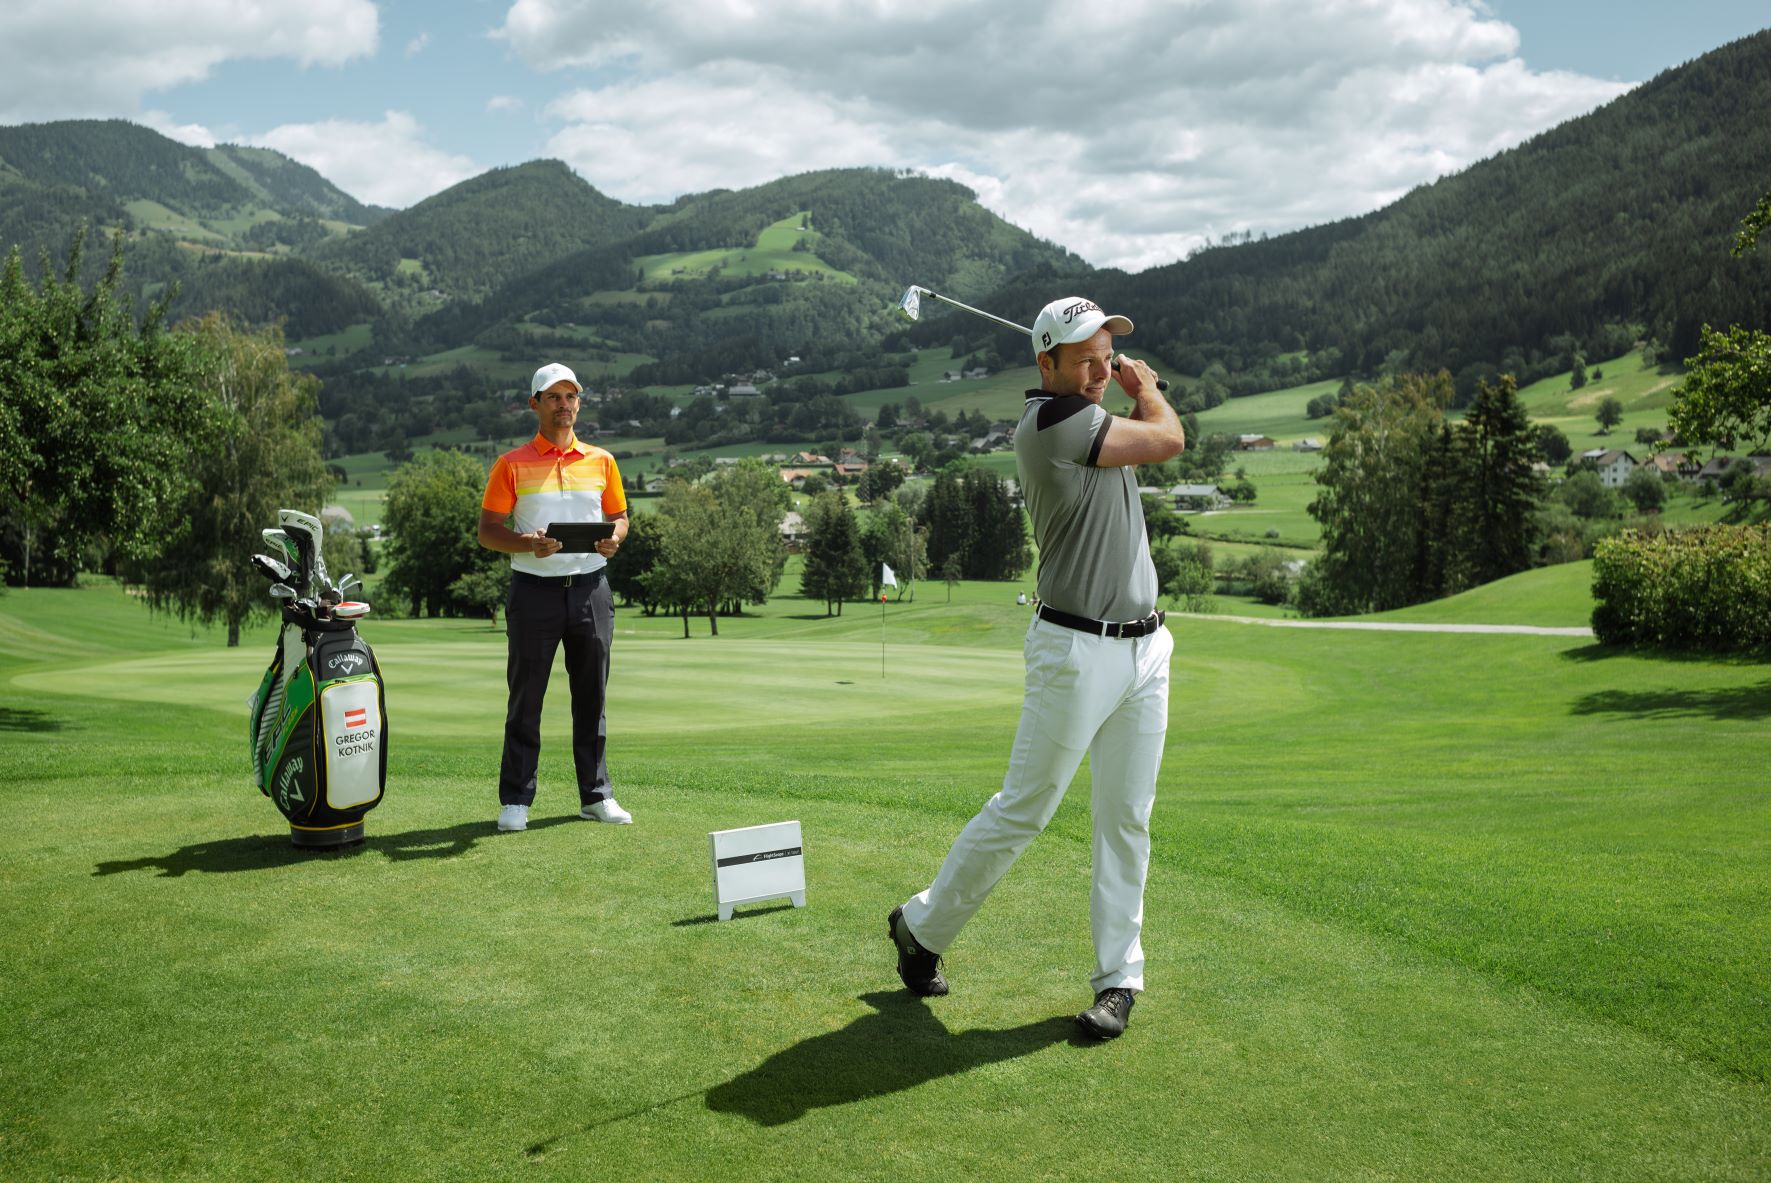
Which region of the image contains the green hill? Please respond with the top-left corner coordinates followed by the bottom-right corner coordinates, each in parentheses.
top-left (306, 159), bottom-right (651, 303)
top-left (960, 29), bottom-right (1771, 399)
top-left (202, 144), bottom-right (389, 226)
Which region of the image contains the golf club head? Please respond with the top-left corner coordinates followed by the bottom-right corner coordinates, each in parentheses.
top-left (251, 553), bottom-right (293, 583)
top-left (277, 509), bottom-right (329, 595)
top-left (337, 574), bottom-right (360, 595)
top-left (261, 528), bottom-right (298, 567)
top-left (897, 286), bottom-right (925, 322)
top-left (268, 583), bottom-right (296, 601)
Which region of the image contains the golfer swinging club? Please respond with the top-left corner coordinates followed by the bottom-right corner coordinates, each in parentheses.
top-left (890, 297), bottom-right (1184, 1039)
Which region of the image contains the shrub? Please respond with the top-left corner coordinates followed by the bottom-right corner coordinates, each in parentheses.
top-left (1591, 525), bottom-right (1771, 651)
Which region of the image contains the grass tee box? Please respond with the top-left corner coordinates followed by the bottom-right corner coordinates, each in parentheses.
top-left (1, 580), bottom-right (1768, 1180)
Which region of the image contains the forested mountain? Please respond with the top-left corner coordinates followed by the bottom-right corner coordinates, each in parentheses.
top-left (5, 28), bottom-right (1769, 441)
top-left (306, 160), bottom-right (652, 301)
top-left (941, 30), bottom-right (1771, 401)
top-left (410, 168), bottom-right (1078, 378)
top-left (201, 144), bottom-right (388, 225)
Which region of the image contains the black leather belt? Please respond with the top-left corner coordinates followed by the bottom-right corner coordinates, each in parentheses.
top-left (1038, 604), bottom-right (1165, 638)
top-left (512, 568), bottom-right (603, 588)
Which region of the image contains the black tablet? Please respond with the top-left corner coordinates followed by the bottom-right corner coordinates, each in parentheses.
top-left (545, 521), bottom-right (616, 552)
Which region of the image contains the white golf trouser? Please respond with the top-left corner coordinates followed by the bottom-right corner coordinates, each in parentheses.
top-left (903, 615), bottom-right (1172, 993)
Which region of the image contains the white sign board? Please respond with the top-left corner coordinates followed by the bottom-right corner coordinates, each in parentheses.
top-left (710, 820), bottom-right (806, 921)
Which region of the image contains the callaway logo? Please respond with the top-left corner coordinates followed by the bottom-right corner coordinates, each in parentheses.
top-left (276, 756), bottom-right (306, 809)
top-left (327, 652), bottom-right (367, 676)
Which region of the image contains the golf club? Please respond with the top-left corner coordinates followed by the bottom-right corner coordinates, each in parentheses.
top-left (251, 553), bottom-right (293, 584)
top-left (268, 583), bottom-right (296, 602)
top-left (277, 509), bottom-right (330, 599)
top-left (898, 285), bottom-right (1168, 391)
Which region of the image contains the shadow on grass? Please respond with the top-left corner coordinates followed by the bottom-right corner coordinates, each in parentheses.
top-left (1560, 642), bottom-right (1770, 666)
top-left (0, 706), bottom-right (70, 732)
top-left (1570, 680), bottom-right (1771, 722)
top-left (704, 991), bottom-right (1080, 1127)
top-left (91, 815), bottom-right (578, 877)
top-left (672, 902), bottom-right (798, 927)
top-left (524, 991), bottom-right (1082, 1154)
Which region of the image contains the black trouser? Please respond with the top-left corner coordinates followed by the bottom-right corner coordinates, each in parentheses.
top-left (499, 570), bottom-right (614, 808)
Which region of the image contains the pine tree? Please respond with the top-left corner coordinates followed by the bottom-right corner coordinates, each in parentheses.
top-left (1441, 375), bottom-right (1545, 592)
top-left (799, 490), bottom-right (867, 616)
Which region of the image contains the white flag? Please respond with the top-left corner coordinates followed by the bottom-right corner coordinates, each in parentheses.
top-left (882, 563), bottom-right (898, 587)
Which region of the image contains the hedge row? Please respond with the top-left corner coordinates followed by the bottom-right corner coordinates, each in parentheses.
top-left (1591, 524), bottom-right (1771, 651)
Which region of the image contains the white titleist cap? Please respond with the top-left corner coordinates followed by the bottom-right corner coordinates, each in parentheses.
top-left (530, 362), bottom-right (582, 395)
top-left (1029, 297), bottom-right (1134, 358)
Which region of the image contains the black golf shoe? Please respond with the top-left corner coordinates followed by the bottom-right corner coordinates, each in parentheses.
top-left (1075, 987), bottom-right (1135, 1039)
top-left (888, 906), bottom-right (948, 996)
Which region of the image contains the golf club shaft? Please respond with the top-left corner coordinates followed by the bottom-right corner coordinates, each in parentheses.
top-left (913, 287), bottom-right (1169, 391)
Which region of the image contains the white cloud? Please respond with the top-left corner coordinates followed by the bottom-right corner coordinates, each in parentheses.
top-left (506, 0), bottom-right (1634, 269)
top-left (487, 95), bottom-right (525, 113)
top-left (406, 32), bottom-right (430, 58)
top-left (0, 0), bottom-right (379, 123)
top-left (251, 111), bottom-right (481, 208)
top-left (137, 109), bottom-right (218, 149)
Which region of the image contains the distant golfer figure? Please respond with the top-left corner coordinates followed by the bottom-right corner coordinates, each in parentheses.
top-left (478, 362), bottom-right (633, 832)
top-left (890, 297), bottom-right (1184, 1039)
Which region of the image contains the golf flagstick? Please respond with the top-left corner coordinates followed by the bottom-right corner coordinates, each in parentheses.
top-left (897, 285), bottom-right (1168, 391)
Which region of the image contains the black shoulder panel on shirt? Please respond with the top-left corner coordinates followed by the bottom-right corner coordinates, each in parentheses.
top-left (1036, 395), bottom-right (1093, 431)
top-left (1086, 416), bottom-right (1110, 467)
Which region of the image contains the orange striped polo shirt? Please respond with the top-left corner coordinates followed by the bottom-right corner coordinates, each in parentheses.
top-left (482, 432), bottom-right (627, 577)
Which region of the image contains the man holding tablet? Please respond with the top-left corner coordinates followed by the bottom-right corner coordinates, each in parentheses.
top-left (478, 362), bottom-right (633, 831)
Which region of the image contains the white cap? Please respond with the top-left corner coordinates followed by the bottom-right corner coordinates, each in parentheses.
top-left (530, 362), bottom-right (582, 396)
top-left (1029, 297), bottom-right (1133, 358)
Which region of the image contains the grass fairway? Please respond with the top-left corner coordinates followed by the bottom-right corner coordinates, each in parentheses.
top-left (2, 579), bottom-right (1767, 1181)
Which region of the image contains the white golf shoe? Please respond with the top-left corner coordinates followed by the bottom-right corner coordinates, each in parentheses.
top-left (579, 799), bottom-right (632, 824)
top-left (496, 804), bottom-right (529, 832)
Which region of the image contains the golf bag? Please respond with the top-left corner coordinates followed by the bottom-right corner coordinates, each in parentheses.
top-left (247, 509), bottom-right (386, 847)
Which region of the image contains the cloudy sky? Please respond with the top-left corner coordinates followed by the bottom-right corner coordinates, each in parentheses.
top-left (1, 1), bottom-right (1765, 271)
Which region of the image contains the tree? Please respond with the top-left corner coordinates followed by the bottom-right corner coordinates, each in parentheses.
top-left (604, 511), bottom-right (665, 612)
top-left (1621, 465), bottom-right (1668, 513)
top-left (1300, 371), bottom-right (1449, 616)
top-left (1570, 353), bottom-right (1588, 390)
top-left (1558, 470), bottom-right (1620, 520)
top-left (1735, 186), bottom-right (1771, 256)
top-left (1, 228), bottom-right (212, 586)
top-left (131, 316), bottom-right (332, 646)
top-left (860, 501), bottom-right (926, 598)
top-left (941, 555), bottom-right (963, 602)
top-left (449, 565), bottom-right (508, 626)
top-left (799, 489), bottom-right (867, 615)
top-left (1668, 323), bottom-right (1771, 452)
top-left (381, 449), bottom-right (490, 617)
top-left (856, 460), bottom-right (906, 504)
top-left (1534, 422), bottom-right (1573, 464)
top-left (1436, 374), bottom-right (1545, 594)
top-left (1595, 395), bottom-right (1624, 435)
top-left (961, 467), bottom-right (1029, 580)
top-left (646, 462), bottom-right (787, 635)
top-left (1164, 541), bottom-right (1214, 612)
top-left (1140, 493), bottom-right (1187, 544)
top-left (924, 465), bottom-right (972, 575)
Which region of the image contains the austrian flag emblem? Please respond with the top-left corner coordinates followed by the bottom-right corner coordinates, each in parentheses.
top-left (345, 707), bottom-right (368, 728)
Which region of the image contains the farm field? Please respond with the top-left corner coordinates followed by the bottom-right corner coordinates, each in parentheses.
top-left (634, 212), bottom-right (859, 284)
top-left (1, 574), bottom-right (1766, 1181)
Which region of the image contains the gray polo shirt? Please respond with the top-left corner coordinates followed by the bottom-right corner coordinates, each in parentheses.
top-left (1015, 391), bottom-right (1158, 622)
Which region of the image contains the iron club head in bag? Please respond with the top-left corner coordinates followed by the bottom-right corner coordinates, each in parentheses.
top-left (252, 553), bottom-right (294, 584)
top-left (897, 285), bottom-right (1167, 391)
